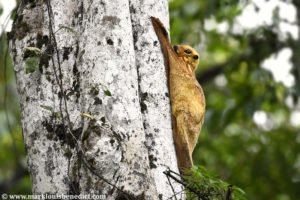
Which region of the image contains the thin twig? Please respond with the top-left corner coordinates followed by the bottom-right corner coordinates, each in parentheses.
top-left (80, 154), bottom-right (138, 200)
top-left (166, 188), bottom-right (186, 200)
top-left (46, 0), bottom-right (72, 130)
top-left (226, 185), bottom-right (233, 200)
top-left (45, 1), bottom-right (73, 185)
top-left (164, 170), bottom-right (209, 200)
top-left (168, 169), bottom-right (182, 177)
top-left (45, 0), bottom-right (68, 137)
top-left (44, 2), bottom-right (140, 199)
top-left (165, 170), bottom-right (178, 200)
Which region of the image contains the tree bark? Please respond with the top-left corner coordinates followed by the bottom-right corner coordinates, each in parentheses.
top-left (9, 0), bottom-right (184, 199)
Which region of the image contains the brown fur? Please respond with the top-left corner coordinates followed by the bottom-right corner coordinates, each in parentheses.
top-left (151, 17), bottom-right (205, 172)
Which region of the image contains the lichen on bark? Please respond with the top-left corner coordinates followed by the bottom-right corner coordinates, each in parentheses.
top-left (9, 0), bottom-right (184, 199)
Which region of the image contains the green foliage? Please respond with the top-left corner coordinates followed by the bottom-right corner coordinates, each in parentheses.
top-left (184, 165), bottom-right (246, 200)
top-left (104, 90), bottom-right (112, 96)
top-left (0, 34), bottom-right (31, 194)
top-left (56, 25), bottom-right (78, 37)
top-left (25, 56), bottom-right (40, 74)
top-left (24, 46), bottom-right (41, 53)
top-left (40, 105), bottom-right (53, 111)
top-left (170, 0), bottom-right (300, 200)
top-left (1, 0), bottom-right (300, 199)
top-left (89, 82), bottom-right (112, 97)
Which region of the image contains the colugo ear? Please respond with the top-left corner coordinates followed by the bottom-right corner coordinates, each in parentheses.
top-left (173, 45), bottom-right (179, 54)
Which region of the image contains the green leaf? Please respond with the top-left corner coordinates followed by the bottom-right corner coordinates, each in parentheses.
top-left (58, 26), bottom-right (78, 37)
top-left (25, 57), bottom-right (40, 74)
top-left (182, 165), bottom-right (247, 199)
top-left (24, 47), bottom-right (41, 53)
top-left (10, 8), bottom-right (16, 20)
top-left (104, 90), bottom-right (112, 96)
top-left (233, 186), bottom-right (246, 195)
top-left (80, 113), bottom-right (94, 119)
top-left (54, 112), bottom-right (62, 120)
top-left (40, 105), bottom-right (53, 111)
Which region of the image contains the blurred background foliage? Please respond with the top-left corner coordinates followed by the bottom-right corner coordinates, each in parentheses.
top-left (0, 0), bottom-right (32, 195)
top-left (170, 0), bottom-right (300, 199)
top-left (0, 0), bottom-right (300, 199)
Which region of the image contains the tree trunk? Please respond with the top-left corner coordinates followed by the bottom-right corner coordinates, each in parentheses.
top-left (9, 0), bottom-right (184, 199)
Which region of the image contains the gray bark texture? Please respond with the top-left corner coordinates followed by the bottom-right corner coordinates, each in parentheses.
top-left (9, 0), bottom-right (185, 199)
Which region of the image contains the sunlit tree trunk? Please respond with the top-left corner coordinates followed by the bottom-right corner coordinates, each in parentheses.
top-left (9, 0), bottom-right (184, 199)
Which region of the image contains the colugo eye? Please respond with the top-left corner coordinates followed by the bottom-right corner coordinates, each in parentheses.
top-left (184, 49), bottom-right (191, 54)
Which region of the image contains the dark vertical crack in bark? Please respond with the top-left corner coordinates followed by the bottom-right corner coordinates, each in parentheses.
top-left (127, 1), bottom-right (154, 170)
top-left (128, 1), bottom-right (145, 127)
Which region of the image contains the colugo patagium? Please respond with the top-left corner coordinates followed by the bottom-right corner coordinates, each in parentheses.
top-left (151, 17), bottom-right (205, 172)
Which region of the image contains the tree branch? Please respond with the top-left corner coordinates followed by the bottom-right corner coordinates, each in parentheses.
top-left (163, 170), bottom-right (209, 200)
top-left (196, 52), bottom-right (248, 84)
top-left (0, 166), bottom-right (29, 193)
top-left (196, 63), bottom-right (224, 84)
